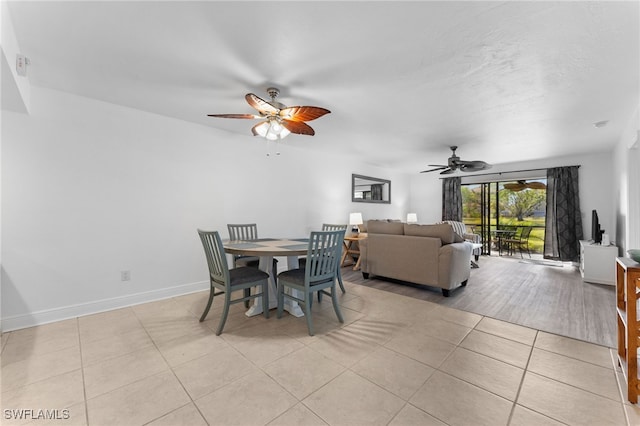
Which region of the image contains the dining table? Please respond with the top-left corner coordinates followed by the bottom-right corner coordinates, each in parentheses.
top-left (223, 237), bottom-right (309, 318)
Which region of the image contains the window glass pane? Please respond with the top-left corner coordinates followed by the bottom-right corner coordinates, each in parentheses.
top-left (462, 178), bottom-right (546, 255)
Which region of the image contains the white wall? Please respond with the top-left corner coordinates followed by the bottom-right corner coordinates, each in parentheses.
top-left (408, 151), bottom-right (615, 243)
top-left (613, 103), bottom-right (640, 254)
top-left (1, 86), bottom-right (410, 330)
top-left (1, 0), bottom-right (34, 332)
top-left (1, 0), bottom-right (31, 114)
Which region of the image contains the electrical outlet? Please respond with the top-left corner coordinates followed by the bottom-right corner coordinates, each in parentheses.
top-left (16, 54), bottom-right (29, 76)
top-left (121, 270), bottom-right (131, 281)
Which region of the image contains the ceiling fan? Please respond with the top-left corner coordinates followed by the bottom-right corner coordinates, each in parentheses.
top-left (503, 180), bottom-right (547, 191)
top-left (207, 87), bottom-right (330, 140)
top-left (420, 146), bottom-right (492, 174)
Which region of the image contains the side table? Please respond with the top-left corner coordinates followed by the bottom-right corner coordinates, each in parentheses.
top-left (341, 234), bottom-right (367, 270)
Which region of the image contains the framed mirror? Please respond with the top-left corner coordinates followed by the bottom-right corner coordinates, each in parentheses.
top-left (352, 174), bottom-right (391, 203)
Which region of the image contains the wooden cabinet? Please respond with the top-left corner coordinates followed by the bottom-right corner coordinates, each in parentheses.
top-left (580, 240), bottom-right (618, 285)
top-left (616, 257), bottom-right (640, 403)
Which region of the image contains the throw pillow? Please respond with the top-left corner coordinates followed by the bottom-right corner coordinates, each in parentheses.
top-left (367, 220), bottom-right (405, 235)
top-left (438, 221), bottom-right (467, 243)
top-left (404, 223), bottom-right (458, 244)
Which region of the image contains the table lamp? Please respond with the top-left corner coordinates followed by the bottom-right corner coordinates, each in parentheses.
top-left (349, 212), bottom-right (363, 234)
top-left (407, 213), bottom-right (418, 223)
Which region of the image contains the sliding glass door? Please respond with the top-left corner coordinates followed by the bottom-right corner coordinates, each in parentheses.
top-left (462, 179), bottom-right (547, 255)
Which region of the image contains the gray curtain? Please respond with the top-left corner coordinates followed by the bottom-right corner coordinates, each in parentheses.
top-left (544, 166), bottom-right (583, 261)
top-left (371, 184), bottom-right (383, 200)
top-left (442, 177), bottom-right (462, 221)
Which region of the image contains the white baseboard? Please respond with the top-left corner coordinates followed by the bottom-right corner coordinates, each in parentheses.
top-left (1, 280), bottom-right (209, 332)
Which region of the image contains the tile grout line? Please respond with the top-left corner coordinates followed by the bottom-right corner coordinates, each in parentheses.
top-left (505, 329), bottom-right (537, 425)
top-left (609, 347), bottom-right (633, 426)
top-left (76, 317), bottom-right (91, 426)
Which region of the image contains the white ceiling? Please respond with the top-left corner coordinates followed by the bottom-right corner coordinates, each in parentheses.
top-left (5, 1), bottom-right (639, 172)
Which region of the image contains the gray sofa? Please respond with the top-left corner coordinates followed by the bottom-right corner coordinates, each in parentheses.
top-left (359, 220), bottom-right (472, 296)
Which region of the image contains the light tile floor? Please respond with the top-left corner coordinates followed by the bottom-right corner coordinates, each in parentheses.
top-left (1, 280), bottom-right (637, 426)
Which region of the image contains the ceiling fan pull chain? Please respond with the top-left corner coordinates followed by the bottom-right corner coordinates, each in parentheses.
top-left (265, 140), bottom-right (281, 157)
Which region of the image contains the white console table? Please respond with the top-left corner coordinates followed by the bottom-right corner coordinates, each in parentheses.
top-left (579, 240), bottom-right (618, 285)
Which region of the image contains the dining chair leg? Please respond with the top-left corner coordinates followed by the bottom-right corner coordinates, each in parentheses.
top-left (337, 268), bottom-right (346, 293)
top-left (244, 288), bottom-right (251, 308)
top-left (305, 293), bottom-right (314, 336)
top-left (272, 262), bottom-right (278, 288)
top-left (319, 275), bottom-right (343, 301)
top-left (331, 285), bottom-right (344, 324)
top-left (216, 293), bottom-right (232, 336)
top-left (200, 283), bottom-right (215, 322)
top-left (276, 283), bottom-right (285, 319)
top-left (261, 281), bottom-right (269, 319)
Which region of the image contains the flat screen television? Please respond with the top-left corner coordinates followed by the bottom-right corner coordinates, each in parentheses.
top-left (592, 209), bottom-right (603, 244)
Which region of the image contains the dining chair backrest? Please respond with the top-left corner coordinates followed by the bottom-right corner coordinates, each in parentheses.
top-left (520, 226), bottom-right (533, 241)
top-left (198, 230), bottom-right (230, 286)
top-left (305, 230), bottom-right (346, 285)
top-left (322, 223), bottom-right (348, 232)
top-left (227, 223), bottom-right (258, 241)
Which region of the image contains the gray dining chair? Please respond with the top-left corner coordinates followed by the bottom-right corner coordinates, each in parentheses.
top-left (197, 229), bottom-right (269, 335)
top-left (276, 229), bottom-right (346, 336)
top-left (227, 223), bottom-right (278, 307)
top-left (299, 224), bottom-right (348, 295)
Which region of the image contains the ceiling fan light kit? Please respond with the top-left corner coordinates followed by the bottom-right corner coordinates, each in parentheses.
top-left (207, 87), bottom-right (330, 141)
top-left (420, 146), bottom-right (492, 174)
top-left (252, 118), bottom-right (291, 140)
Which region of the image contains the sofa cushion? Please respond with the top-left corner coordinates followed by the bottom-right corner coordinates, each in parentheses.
top-left (367, 220), bottom-right (405, 235)
top-left (404, 223), bottom-right (461, 244)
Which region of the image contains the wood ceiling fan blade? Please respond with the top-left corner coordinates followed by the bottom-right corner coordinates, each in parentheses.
top-left (420, 166), bottom-right (448, 173)
top-left (504, 183), bottom-right (526, 191)
top-left (207, 113), bottom-right (260, 119)
top-left (428, 164), bottom-right (447, 167)
top-left (245, 93), bottom-right (280, 115)
top-left (279, 106), bottom-right (331, 122)
top-left (440, 168), bottom-right (455, 175)
top-left (281, 119), bottom-right (315, 135)
top-left (526, 182), bottom-right (547, 189)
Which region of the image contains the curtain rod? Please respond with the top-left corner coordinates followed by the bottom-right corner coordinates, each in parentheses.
top-left (438, 165), bottom-right (581, 179)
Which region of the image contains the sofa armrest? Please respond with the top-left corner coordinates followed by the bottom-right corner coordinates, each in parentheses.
top-left (438, 242), bottom-right (472, 288)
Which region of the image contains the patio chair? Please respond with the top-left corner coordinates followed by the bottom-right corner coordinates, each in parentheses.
top-left (504, 226), bottom-right (533, 258)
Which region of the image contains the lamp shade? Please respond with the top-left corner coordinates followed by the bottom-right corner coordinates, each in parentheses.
top-left (349, 212), bottom-right (363, 225)
top-left (407, 213), bottom-right (418, 223)
top-left (253, 118), bottom-right (291, 140)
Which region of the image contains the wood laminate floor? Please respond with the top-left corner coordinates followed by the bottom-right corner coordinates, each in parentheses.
top-left (342, 254), bottom-right (616, 348)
